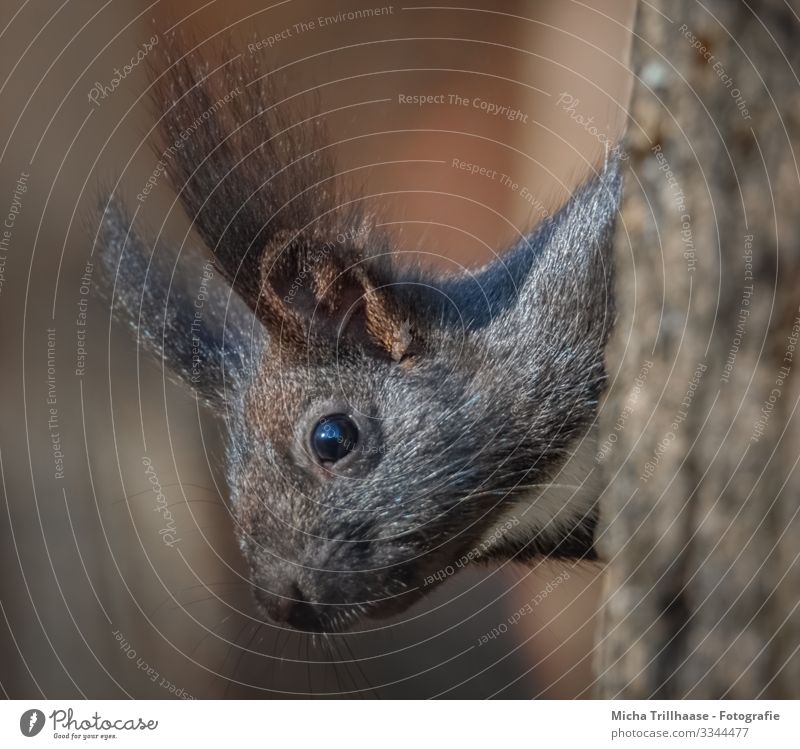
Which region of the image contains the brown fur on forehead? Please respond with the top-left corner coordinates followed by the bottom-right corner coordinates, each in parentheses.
top-left (257, 231), bottom-right (417, 362)
top-left (242, 353), bottom-right (308, 447)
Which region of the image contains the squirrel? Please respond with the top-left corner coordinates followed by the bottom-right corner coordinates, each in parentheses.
top-left (97, 36), bottom-right (622, 633)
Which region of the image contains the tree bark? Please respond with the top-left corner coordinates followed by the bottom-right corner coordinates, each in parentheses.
top-left (597, 0), bottom-right (800, 698)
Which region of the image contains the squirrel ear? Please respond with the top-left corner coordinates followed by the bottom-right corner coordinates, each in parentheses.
top-left (97, 200), bottom-right (264, 411)
top-left (444, 155), bottom-right (622, 333)
top-left (522, 154), bottom-right (621, 296)
top-left (256, 229), bottom-right (416, 361)
top-left (148, 41), bottom-right (416, 362)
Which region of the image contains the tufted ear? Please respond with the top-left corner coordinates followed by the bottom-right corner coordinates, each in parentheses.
top-left (417, 155), bottom-right (623, 473)
top-left (422, 156), bottom-right (623, 566)
top-left (440, 155), bottom-right (622, 339)
top-left (148, 39), bottom-right (418, 363)
top-left (96, 200), bottom-right (265, 411)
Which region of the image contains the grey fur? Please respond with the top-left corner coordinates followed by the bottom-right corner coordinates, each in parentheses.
top-left (97, 39), bottom-right (621, 631)
top-left (96, 200), bottom-right (265, 409)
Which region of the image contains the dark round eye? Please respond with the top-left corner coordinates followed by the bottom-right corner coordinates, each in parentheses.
top-left (311, 414), bottom-right (359, 463)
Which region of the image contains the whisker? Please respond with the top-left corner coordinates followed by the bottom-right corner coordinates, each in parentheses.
top-left (189, 614), bottom-right (233, 659)
top-left (224, 620), bottom-right (261, 699)
top-left (340, 636), bottom-right (380, 699)
top-left (330, 637), bottom-right (358, 697)
top-left (147, 581), bottom-right (250, 618)
top-left (324, 634), bottom-right (346, 696)
top-left (305, 636), bottom-right (313, 697)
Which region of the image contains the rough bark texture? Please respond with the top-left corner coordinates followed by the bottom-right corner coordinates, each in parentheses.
top-left (596, 0), bottom-right (800, 698)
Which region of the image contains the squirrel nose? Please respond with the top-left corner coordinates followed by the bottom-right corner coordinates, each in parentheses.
top-left (253, 581), bottom-right (323, 631)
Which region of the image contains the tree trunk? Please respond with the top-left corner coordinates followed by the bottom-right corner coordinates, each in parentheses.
top-left (597, 0), bottom-right (800, 698)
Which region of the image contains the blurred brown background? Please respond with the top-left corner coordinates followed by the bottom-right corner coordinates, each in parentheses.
top-left (0, 0), bottom-right (634, 698)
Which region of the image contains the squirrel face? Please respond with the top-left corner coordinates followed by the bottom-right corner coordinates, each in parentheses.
top-left (98, 40), bottom-right (622, 632)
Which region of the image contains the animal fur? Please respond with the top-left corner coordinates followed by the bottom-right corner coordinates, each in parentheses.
top-left (97, 36), bottom-right (622, 632)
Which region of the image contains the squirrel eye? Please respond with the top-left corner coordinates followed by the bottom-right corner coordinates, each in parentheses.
top-left (311, 414), bottom-right (359, 463)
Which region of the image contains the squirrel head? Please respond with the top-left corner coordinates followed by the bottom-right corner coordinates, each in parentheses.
top-left (99, 40), bottom-right (622, 632)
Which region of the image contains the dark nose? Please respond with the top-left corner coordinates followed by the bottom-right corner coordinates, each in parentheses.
top-left (252, 581), bottom-right (324, 631)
